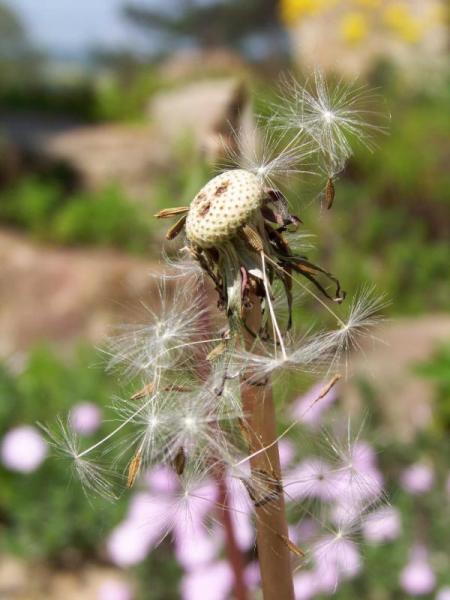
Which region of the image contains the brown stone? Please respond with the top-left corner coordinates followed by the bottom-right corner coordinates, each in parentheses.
top-left (0, 230), bottom-right (167, 361)
top-left (343, 315), bottom-right (450, 441)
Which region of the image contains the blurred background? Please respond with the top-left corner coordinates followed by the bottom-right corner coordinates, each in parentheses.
top-left (0, 1), bottom-right (449, 599)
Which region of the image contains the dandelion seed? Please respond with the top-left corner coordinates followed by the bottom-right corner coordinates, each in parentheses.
top-left (40, 418), bottom-right (117, 500)
top-left (103, 277), bottom-right (211, 380)
top-left (221, 123), bottom-right (315, 191)
top-left (285, 457), bottom-right (341, 503)
top-left (321, 420), bottom-right (385, 510)
top-left (316, 285), bottom-right (388, 374)
top-left (311, 519), bottom-right (363, 590)
top-left (274, 70), bottom-right (388, 164)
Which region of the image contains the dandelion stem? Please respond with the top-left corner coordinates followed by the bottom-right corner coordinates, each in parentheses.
top-left (197, 286), bottom-right (249, 600)
top-left (241, 294), bottom-right (294, 600)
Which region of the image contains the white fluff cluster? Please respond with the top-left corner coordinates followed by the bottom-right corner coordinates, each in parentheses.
top-left (42, 71), bottom-right (389, 578)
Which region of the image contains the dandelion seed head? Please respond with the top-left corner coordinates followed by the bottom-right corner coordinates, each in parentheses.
top-left (185, 169), bottom-right (264, 249)
top-left (220, 124), bottom-right (315, 191)
top-left (311, 518), bottom-right (363, 588)
top-left (104, 277), bottom-right (210, 380)
top-left (273, 70), bottom-right (387, 167)
top-left (285, 457), bottom-right (341, 503)
top-left (317, 285), bottom-right (388, 374)
top-left (40, 418), bottom-right (117, 500)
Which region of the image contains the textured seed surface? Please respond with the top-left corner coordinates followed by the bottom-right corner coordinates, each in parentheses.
top-left (185, 169), bottom-right (264, 248)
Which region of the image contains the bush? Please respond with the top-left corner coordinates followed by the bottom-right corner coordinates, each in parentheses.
top-left (0, 346), bottom-right (129, 560)
top-left (0, 177), bottom-right (151, 252)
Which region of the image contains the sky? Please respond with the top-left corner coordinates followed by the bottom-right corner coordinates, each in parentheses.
top-left (5, 0), bottom-right (153, 55)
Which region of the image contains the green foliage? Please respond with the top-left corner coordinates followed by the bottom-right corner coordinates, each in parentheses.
top-left (123, 0), bottom-right (284, 57)
top-left (0, 345), bottom-right (182, 595)
top-left (0, 177), bottom-right (151, 252)
top-left (92, 69), bottom-right (163, 123)
top-left (0, 1), bottom-right (43, 88)
top-left (289, 82), bottom-right (450, 316)
top-left (416, 343), bottom-right (450, 432)
top-left (0, 346), bottom-right (129, 560)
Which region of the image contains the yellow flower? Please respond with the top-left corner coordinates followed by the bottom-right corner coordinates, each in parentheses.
top-left (354, 0), bottom-right (381, 8)
top-left (280, 0), bottom-right (337, 25)
top-left (340, 11), bottom-right (369, 44)
top-left (383, 3), bottom-right (424, 43)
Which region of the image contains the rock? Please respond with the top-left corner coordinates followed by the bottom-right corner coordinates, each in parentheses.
top-left (158, 48), bottom-right (249, 82)
top-left (0, 112), bottom-right (168, 199)
top-left (48, 567), bottom-right (132, 600)
top-left (149, 77), bottom-right (253, 161)
top-left (0, 230), bottom-right (168, 361)
top-left (45, 122), bottom-right (168, 199)
top-left (0, 558), bottom-right (132, 600)
top-left (344, 315), bottom-right (450, 442)
top-left (0, 555), bottom-right (27, 597)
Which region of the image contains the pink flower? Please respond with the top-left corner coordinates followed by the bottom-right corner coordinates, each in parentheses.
top-left (245, 562), bottom-right (260, 588)
top-left (107, 469), bottom-right (219, 567)
top-left (313, 534), bottom-right (362, 588)
top-left (278, 438), bottom-right (295, 469)
top-left (286, 458), bottom-right (340, 502)
top-left (181, 560), bottom-right (233, 600)
top-left (293, 571), bottom-right (318, 600)
top-left (362, 506), bottom-right (401, 543)
top-left (107, 493), bottom-right (172, 566)
top-left (107, 518), bottom-right (158, 567)
top-left (400, 546), bottom-right (436, 596)
top-left (294, 518), bottom-right (318, 545)
top-left (291, 382), bottom-right (338, 428)
top-left (334, 459), bottom-right (384, 508)
top-left (436, 586), bottom-right (450, 600)
top-left (400, 463), bottom-right (434, 495)
top-left (1, 426), bottom-right (47, 473)
top-left (175, 522), bottom-right (223, 571)
top-left (145, 465), bottom-right (179, 495)
top-left (225, 476), bottom-right (254, 551)
top-left (69, 402), bottom-right (102, 436)
top-left (349, 441), bottom-right (377, 470)
top-left (97, 579), bottom-right (133, 600)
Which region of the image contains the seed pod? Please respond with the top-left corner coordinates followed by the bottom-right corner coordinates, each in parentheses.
top-left (325, 177), bottom-right (335, 210)
top-left (173, 446), bottom-right (186, 476)
top-left (206, 341), bottom-right (227, 362)
top-left (240, 224), bottom-right (264, 253)
top-left (131, 382), bottom-right (155, 401)
top-left (166, 215), bottom-right (187, 240)
top-left (154, 207), bottom-right (189, 218)
top-left (185, 170), bottom-right (264, 248)
top-left (127, 450), bottom-right (142, 488)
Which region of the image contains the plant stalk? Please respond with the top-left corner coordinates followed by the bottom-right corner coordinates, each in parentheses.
top-left (241, 296), bottom-right (295, 600)
top-left (197, 286), bottom-right (249, 600)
